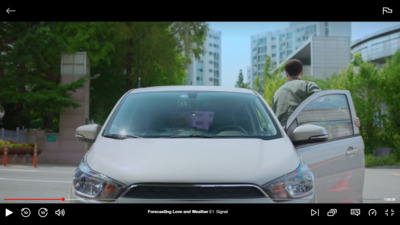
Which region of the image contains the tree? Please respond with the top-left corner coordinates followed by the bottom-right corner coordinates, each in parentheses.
top-left (0, 22), bottom-right (209, 128)
top-left (0, 22), bottom-right (89, 130)
top-left (380, 50), bottom-right (400, 157)
top-left (235, 70), bottom-right (249, 88)
top-left (89, 22), bottom-right (208, 124)
top-left (254, 56), bottom-right (285, 106)
top-left (303, 52), bottom-right (396, 155)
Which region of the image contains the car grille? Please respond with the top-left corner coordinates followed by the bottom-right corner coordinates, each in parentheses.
top-left (122, 184), bottom-right (267, 199)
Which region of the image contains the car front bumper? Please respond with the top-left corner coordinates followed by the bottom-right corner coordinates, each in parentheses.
top-left (68, 187), bottom-right (317, 203)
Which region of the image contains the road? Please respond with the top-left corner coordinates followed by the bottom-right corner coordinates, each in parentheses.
top-left (0, 165), bottom-right (399, 203)
top-left (363, 167), bottom-right (400, 203)
top-left (0, 164), bottom-right (75, 203)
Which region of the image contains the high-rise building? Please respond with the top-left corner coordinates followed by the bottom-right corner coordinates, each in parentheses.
top-left (249, 22), bottom-right (351, 87)
top-left (186, 29), bottom-right (221, 86)
top-left (351, 24), bottom-right (400, 67)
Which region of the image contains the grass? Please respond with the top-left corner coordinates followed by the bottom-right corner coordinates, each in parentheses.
top-left (365, 154), bottom-right (400, 167)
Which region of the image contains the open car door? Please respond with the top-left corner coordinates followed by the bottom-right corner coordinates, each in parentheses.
top-left (286, 90), bottom-right (365, 203)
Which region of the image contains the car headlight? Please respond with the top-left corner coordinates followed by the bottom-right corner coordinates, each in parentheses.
top-left (73, 156), bottom-right (125, 201)
top-left (262, 160), bottom-right (314, 201)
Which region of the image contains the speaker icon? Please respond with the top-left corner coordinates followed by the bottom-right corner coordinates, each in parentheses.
top-left (55, 209), bottom-right (66, 217)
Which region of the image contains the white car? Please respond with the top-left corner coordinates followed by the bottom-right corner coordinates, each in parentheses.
top-left (70, 86), bottom-right (364, 203)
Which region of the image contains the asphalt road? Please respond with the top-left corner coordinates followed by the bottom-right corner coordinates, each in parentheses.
top-left (0, 164), bottom-right (399, 203)
top-left (363, 167), bottom-right (400, 203)
top-left (0, 164), bottom-right (75, 203)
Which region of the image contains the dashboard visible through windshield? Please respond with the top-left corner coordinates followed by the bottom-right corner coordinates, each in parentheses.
top-left (103, 91), bottom-right (281, 140)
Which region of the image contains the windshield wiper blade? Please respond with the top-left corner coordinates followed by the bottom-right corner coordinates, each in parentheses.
top-left (103, 134), bottom-right (142, 139)
top-left (167, 134), bottom-right (214, 138)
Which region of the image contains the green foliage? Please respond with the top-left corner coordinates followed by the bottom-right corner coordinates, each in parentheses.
top-left (0, 22), bottom-right (88, 130)
top-left (0, 139), bottom-right (33, 149)
top-left (302, 50), bottom-right (400, 164)
top-left (263, 71), bottom-right (285, 106)
top-left (365, 154), bottom-right (400, 167)
top-left (88, 22), bottom-right (208, 124)
top-left (258, 50), bottom-right (400, 166)
top-left (380, 52), bottom-right (400, 140)
top-left (253, 56), bottom-right (285, 106)
top-left (58, 22), bottom-right (116, 67)
top-left (1, 22), bottom-right (208, 128)
top-left (235, 70), bottom-right (250, 89)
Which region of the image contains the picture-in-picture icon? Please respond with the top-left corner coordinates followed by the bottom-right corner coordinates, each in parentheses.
top-left (327, 209), bottom-right (337, 217)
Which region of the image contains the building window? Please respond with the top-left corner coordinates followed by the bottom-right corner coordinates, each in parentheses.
top-left (214, 78), bottom-right (219, 86)
top-left (279, 34), bottom-right (285, 41)
top-left (258, 46), bottom-right (266, 53)
top-left (214, 53), bottom-right (219, 60)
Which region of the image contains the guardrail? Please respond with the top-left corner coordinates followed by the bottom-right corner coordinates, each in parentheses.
top-left (0, 128), bottom-right (28, 143)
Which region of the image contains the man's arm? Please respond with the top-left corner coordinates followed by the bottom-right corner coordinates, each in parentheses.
top-left (306, 81), bottom-right (321, 96)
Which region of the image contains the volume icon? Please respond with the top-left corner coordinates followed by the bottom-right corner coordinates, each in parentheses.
top-left (55, 209), bottom-right (65, 217)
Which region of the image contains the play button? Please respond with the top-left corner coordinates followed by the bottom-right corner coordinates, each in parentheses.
top-left (5, 208), bottom-right (13, 217)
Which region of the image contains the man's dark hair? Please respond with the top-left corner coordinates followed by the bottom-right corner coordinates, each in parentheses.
top-left (285, 59), bottom-right (303, 77)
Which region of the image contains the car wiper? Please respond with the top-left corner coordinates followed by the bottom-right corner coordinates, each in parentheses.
top-left (103, 134), bottom-right (142, 139)
top-left (167, 134), bottom-right (214, 138)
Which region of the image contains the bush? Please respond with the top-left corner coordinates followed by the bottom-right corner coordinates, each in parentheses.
top-left (365, 154), bottom-right (400, 167)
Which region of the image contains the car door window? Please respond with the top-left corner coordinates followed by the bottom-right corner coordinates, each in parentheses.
top-left (290, 94), bottom-right (353, 140)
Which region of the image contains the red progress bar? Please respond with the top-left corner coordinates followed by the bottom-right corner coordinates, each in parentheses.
top-left (4, 198), bottom-right (65, 201)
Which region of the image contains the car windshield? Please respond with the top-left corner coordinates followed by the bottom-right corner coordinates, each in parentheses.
top-left (103, 91), bottom-right (281, 140)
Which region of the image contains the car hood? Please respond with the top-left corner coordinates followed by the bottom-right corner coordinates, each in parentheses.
top-left (86, 137), bottom-right (300, 186)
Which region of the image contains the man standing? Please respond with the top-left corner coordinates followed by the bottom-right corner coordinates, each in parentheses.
top-left (272, 59), bottom-right (320, 127)
top-left (273, 59), bottom-right (360, 129)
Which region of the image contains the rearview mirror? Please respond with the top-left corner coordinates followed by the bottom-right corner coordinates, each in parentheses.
top-left (75, 124), bottom-right (101, 143)
top-left (291, 124), bottom-right (328, 145)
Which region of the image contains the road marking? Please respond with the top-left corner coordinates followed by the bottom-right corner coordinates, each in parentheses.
top-left (0, 168), bottom-right (74, 174)
top-left (0, 168), bottom-right (39, 172)
top-left (0, 177), bottom-right (71, 183)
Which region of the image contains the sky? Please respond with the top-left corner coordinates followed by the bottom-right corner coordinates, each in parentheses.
top-left (207, 22), bottom-right (400, 88)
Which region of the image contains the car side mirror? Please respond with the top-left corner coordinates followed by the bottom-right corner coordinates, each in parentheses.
top-left (291, 124), bottom-right (328, 145)
top-left (75, 124), bottom-right (101, 143)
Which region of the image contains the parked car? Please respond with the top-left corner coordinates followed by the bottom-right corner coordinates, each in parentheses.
top-left (70, 86), bottom-right (364, 203)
